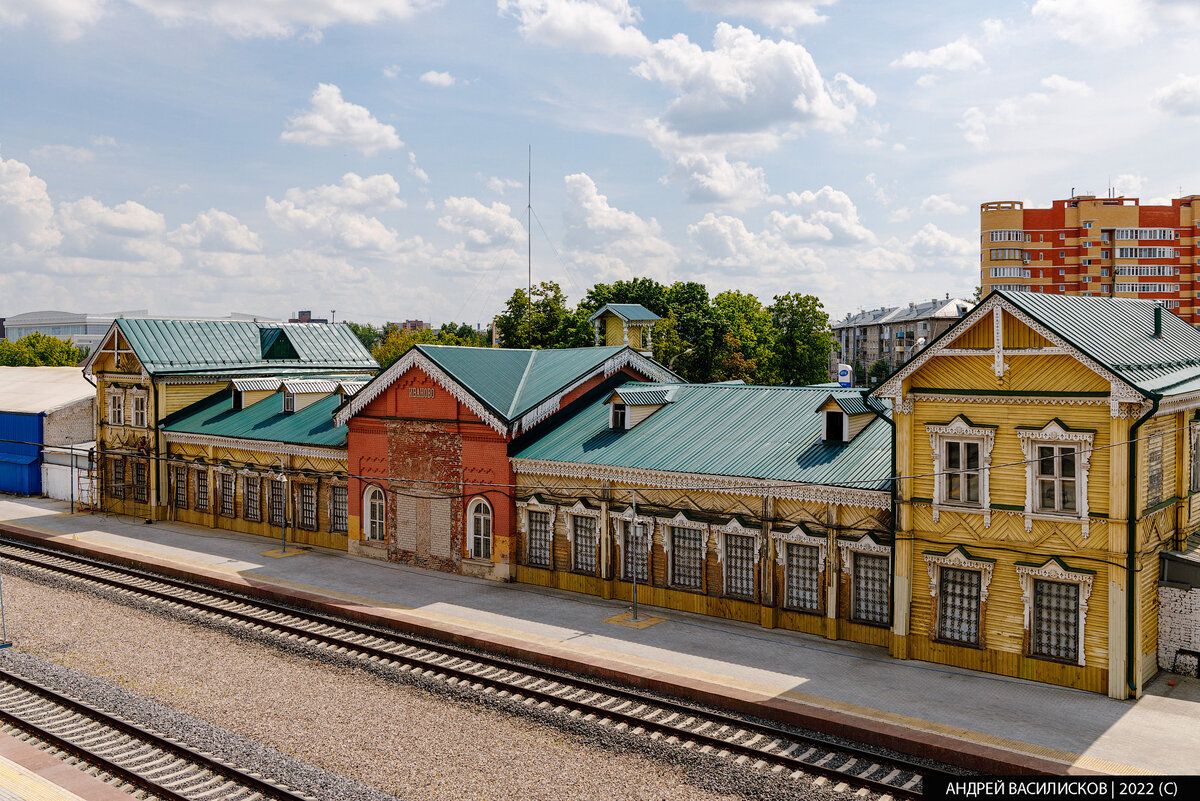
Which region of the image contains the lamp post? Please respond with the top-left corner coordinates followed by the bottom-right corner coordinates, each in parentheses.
top-left (277, 458), bottom-right (288, 554)
top-left (630, 488), bottom-right (639, 622)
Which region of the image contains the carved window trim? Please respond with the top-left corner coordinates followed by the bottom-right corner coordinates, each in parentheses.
top-left (565, 501), bottom-right (601, 574)
top-left (516, 496), bottom-right (557, 567)
top-left (1017, 420), bottom-right (1094, 537)
top-left (926, 416), bottom-right (995, 527)
top-left (923, 547), bottom-right (995, 647)
top-left (1015, 558), bottom-right (1094, 667)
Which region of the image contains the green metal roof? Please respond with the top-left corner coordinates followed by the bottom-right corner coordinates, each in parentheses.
top-left (586, 303), bottom-right (662, 323)
top-left (414, 344), bottom-right (677, 424)
top-left (163, 390), bottom-right (346, 448)
top-left (514, 382), bottom-right (892, 490)
top-left (824, 393), bottom-right (882, 417)
top-left (102, 319), bottom-right (377, 376)
top-left (609, 385), bottom-right (678, 406)
top-left (998, 291), bottom-right (1200, 396)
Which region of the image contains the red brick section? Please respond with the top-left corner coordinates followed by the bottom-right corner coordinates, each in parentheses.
top-left (0, 521), bottom-right (1092, 777)
top-left (0, 731), bottom-right (135, 800)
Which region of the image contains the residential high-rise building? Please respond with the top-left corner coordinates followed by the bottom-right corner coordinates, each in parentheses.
top-left (831, 295), bottom-right (971, 383)
top-left (980, 194), bottom-right (1200, 322)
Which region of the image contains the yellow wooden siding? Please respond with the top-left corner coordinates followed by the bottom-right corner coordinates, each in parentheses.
top-left (908, 354), bottom-right (1108, 394)
top-left (945, 316), bottom-right (993, 349)
top-left (294, 392), bottom-right (329, 411)
top-left (848, 413), bottom-right (873, 440)
top-left (241, 390), bottom-right (278, 408)
top-left (1000, 312), bottom-right (1053, 348)
top-left (163, 383), bottom-right (227, 415)
top-left (604, 315), bottom-right (644, 348)
top-left (628, 404), bottom-right (662, 427)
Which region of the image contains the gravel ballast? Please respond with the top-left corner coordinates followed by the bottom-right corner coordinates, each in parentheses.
top-left (0, 565), bottom-right (850, 801)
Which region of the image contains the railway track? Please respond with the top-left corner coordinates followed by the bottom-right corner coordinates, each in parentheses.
top-left (0, 665), bottom-right (316, 801)
top-left (0, 537), bottom-right (964, 798)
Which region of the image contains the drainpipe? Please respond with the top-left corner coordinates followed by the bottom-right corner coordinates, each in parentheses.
top-left (1126, 393), bottom-right (1160, 696)
top-left (863, 390), bottom-right (898, 627)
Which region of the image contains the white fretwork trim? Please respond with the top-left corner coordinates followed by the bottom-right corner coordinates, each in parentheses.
top-left (923, 548), bottom-right (995, 603)
top-left (908, 393), bottom-right (1108, 408)
top-left (516, 497), bottom-right (558, 532)
top-left (510, 459), bottom-right (891, 510)
top-left (1154, 391), bottom-right (1200, 416)
top-left (565, 501), bottom-right (602, 546)
top-left (926, 416), bottom-right (995, 527)
top-left (1015, 560), bottom-right (1093, 667)
top-left (772, 525), bottom-right (827, 570)
top-left (714, 518), bottom-right (762, 564)
top-left (874, 293), bottom-right (1145, 419)
top-left (611, 512), bottom-right (654, 554)
top-left (164, 431), bottom-right (346, 461)
top-left (838, 534), bottom-right (891, 574)
top-left (656, 511), bottom-right (706, 558)
top-left (1017, 420), bottom-right (1094, 538)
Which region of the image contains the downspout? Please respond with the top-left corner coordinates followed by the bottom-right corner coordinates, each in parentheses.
top-left (1126, 392), bottom-right (1160, 696)
top-left (864, 390), bottom-right (898, 627)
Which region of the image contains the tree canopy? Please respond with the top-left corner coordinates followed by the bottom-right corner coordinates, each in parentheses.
top-left (0, 332), bottom-right (89, 366)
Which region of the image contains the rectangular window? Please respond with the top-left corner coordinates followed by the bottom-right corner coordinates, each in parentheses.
top-left (784, 543), bottom-right (820, 612)
top-left (132, 395), bottom-right (147, 428)
top-left (610, 403), bottom-right (626, 429)
top-left (527, 510), bottom-right (552, 567)
top-left (108, 393), bottom-right (124, 426)
top-left (109, 457), bottom-right (125, 499)
top-left (172, 465), bottom-right (187, 508)
top-left (243, 476), bottom-right (261, 522)
top-left (852, 552), bottom-right (890, 624)
top-left (269, 479), bottom-right (285, 526)
top-left (220, 473), bottom-right (235, 517)
top-left (196, 470), bottom-right (208, 511)
top-left (331, 486), bottom-right (348, 533)
top-left (132, 459), bottom-right (148, 503)
top-left (937, 567), bottom-right (982, 645)
top-left (622, 522), bottom-right (648, 582)
top-left (943, 440), bottom-right (981, 505)
top-left (1031, 579), bottom-right (1079, 662)
top-left (670, 527), bottom-right (704, 589)
top-left (724, 533), bottom-right (756, 598)
top-left (1036, 445), bottom-right (1078, 513)
top-left (299, 483), bottom-right (317, 530)
top-left (571, 516), bottom-right (597, 573)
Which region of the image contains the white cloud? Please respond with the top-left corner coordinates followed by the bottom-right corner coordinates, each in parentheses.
top-left (682, 1), bottom-right (837, 30)
top-left (383, 64), bottom-right (401, 79)
top-left (0, 0), bottom-right (106, 40)
top-left (90, 135), bottom-right (117, 147)
top-left (769, 186), bottom-right (874, 244)
top-left (907, 223), bottom-right (974, 257)
top-left (919, 194), bottom-right (967, 215)
top-left (958, 75), bottom-right (1085, 149)
top-left (1032, 0), bottom-right (1159, 48)
top-left (0, 154), bottom-right (62, 255)
top-left (1040, 74), bottom-right (1091, 95)
top-left (1111, 173), bottom-right (1146, 196)
top-left (266, 172), bottom-right (406, 251)
top-left (485, 175), bottom-right (523, 194)
top-left (891, 36), bottom-right (984, 71)
top-left (168, 209), bottom-right (263, 253)
top-left (124, 1), bottom-right (440, 39)
top-left (498, 0), bottom-right (650, 58)
top-left (408, 152), bottom-right (430, 184)
top-left (29, 144), bottom-right (95, 163)
top-left (561, 173), bottom-right (676, 279)
top-left (437, 196), bottom-right (525, 250)
top-left (53, 196), bottom-right (180, 269)
top-left (281, 83), bottom-right (402, 155)
top-left (1153, 74), bottom-right (1200, 115)
top-left (420, 70), bottom-right (457, 87)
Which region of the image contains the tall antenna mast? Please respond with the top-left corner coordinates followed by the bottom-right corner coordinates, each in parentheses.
top-left (527, 144), bottom-right (532, 346)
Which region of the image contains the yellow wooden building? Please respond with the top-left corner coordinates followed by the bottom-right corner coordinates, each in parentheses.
top-left (588, 304), bottom-right (660, 351)
top-left (874, 291), bottom-right (1200, 698)
top-left (510, 381), bottom-right (897, 647)
top-left (82, 318), bottom-right (376, 534)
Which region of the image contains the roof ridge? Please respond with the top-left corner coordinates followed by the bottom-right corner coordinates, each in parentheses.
top-left (508, 350), bottom-right (538, 418)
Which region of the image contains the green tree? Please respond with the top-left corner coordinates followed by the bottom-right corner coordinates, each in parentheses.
top-left (580, 277), bottom-right (668, 317)
top-left (345, 321), bottom-right (382, 351)
top-left (370, 327), bottom-right (436, 370)
top-left (0, 332), bottom-right (88, 366)
top-left (708, 291), bottom-right (775, 384)
top-left (494, 281), bottom-right (585, 349)
top-left (868, 359), bottom-right (891, 386)
top-left (768, 292), bottom-right (832, 386)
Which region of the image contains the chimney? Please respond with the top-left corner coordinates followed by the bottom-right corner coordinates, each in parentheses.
top-left (1153, 305), bottom-right (1163, 338)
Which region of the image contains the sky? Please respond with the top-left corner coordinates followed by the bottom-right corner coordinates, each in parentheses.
top-left (4, 1), bottom-right (1200, 328)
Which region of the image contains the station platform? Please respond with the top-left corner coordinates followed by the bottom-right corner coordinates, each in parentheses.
top-left (0, 732), bottom-right (133, 800)
top-left (1, 495), bottom-right (1197, 777)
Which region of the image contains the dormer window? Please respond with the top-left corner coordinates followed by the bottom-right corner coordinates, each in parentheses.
top-left (610, 403), bottom-right (627, 430)
top-left (823, 410), bottom-right (847, 443)
top-left (232, 388), bottom-right (244, 411)
top-left (282, 391), bottom-right (295, 414)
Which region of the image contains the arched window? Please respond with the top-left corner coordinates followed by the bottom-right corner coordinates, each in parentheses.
top-left (364, 485), bottom-right (386, 541)
top-left (468, 498), bottom-right (492, 559)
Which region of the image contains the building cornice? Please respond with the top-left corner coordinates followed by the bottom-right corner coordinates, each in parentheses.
top-left (164, 431), bottom-right (346, 461)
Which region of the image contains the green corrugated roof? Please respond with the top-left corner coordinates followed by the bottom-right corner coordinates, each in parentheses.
top-left (586, 303), bottom-right (662, 323)
top-left (163, 390), bottom-right (346, 448)
top-left (514, 383), bottom-right (891, 490)
top-left (998, 291), bottom-right (1200, 396)
top-left (415, 344), bottom-right (675, 424)
top-left (106, 319), bottom-right (377, 375)
top-left (824, 394), bottom-right (881, 416)
top-left (611, 385), bottom-right (677, 406)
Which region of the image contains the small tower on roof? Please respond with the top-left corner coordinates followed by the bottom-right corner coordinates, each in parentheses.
top-left (587, 304), bottom-right (661, 352)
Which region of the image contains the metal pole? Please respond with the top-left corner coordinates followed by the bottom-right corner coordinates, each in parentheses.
top-left (69, 447), bottom-right (75, 515)
top-left (631, 488), bottom-right (639, 621)
top-left (279, 457), bottom-right (287, 553)
top-left (0, 552), bottom-right (10, 648)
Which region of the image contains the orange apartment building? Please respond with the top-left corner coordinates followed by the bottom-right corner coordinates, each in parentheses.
top-left (980, 194), bottom-right (1200, 323)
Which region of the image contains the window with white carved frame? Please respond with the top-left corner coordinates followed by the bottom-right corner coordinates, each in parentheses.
top-left (927, 416), bottom-right (995, 526)
top-left (243, 475), bottom-right (261, 522)
top-left (219, 472), bottom-right (235, 517)
top-left (670, 526), bottom-right (705, 589)
top-left (131, 394), bottom-right (147, 428)
top-left (924, 548), bottom-right (994, 648)
top-left (1018, 421), bottom-right (1094, 536)
top-left (270, 479), bottom-right (286, 526)
top-left (527, 510), bottom-right (552, 567)
top-left (841, 535), bottom-right (890, 625)
top-left (331, 485), bottom-right (348, 533)
top-left (620, 519), bottom-right (649, 582)
top-left (723, 532), bottom-right (757, 599)
top-left (571, 515), bottom-right (597, 574)
top-left (107, 392), bottom-right (124, 426)
top-left (785, 543), bottom-right (821, 612)
top-left (298, 483), bottom-right (317, 530)
top-left (1017, 558), bottom-right (1093, 666)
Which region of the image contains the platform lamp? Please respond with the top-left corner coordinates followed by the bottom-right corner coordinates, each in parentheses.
top-left (630, 488), bottom-right (640, 622)
top-left (276, 458), bottom-right (288, 554)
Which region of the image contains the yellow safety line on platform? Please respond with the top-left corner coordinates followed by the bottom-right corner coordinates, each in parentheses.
top-left (258, 548), bottom-right (308, 559)
top-left (604, 612), bottom-right (665, 629)
top-left (0, 756), bottom-right (89, 801)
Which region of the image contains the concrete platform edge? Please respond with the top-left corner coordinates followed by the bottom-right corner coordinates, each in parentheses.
top-left (0, 521), bottom-right (1096, 777)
